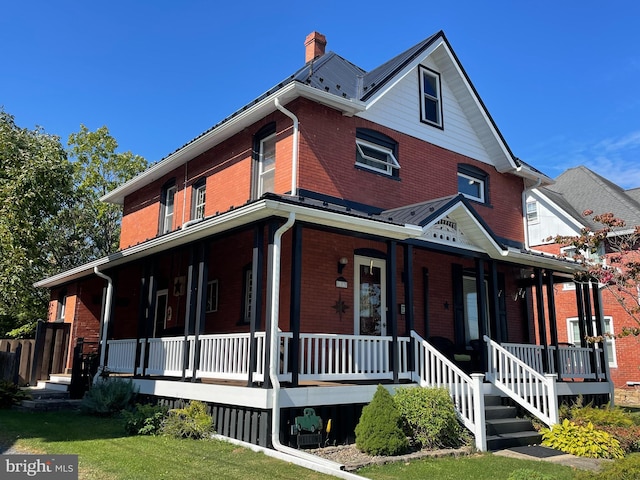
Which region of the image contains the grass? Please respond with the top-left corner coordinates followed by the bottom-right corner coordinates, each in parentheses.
top-left (0, 410), bottom-right (580, 479)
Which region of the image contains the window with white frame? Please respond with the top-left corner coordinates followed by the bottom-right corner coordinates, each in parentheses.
top-left (252, 123), bottom-right (277, 200)
top-left (192, 179), bottom-right (206, 220)
top-left (526, 200), bottom-right (539, 224)
top-left (567, 316), bottom-right (617, 367)
top-left (419, 65), bottom-right (443, 127)
top-left (241, 265), bottom-right (253, 324)
top-left (56, 293), bottom-right (67, 322)
top-left (160, 182), bottom-right (176, 234)
top-left (355, 128), bottom-right (399, 177)
top-left (457, 164), bottom-right (488, 203)
top-left (206, 279), bottom-right (218, 313)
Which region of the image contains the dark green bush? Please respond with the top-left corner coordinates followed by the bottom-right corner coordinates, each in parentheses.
top-left (355, 385), bottom-right (408, 456)
top-left (540, 419), bottom-right (624, 459)
top-left (574, 453), bottom-right (640, 480)
top-left (508, 468), bottom-right (554, 480)
top-left (160, 401), bottom-right (214, 439)
top-left (80, 378), bottom-right (138, 416)
top-left (122, 403), bottom-right (168, 435)
top-left (393, 386), bottom-right (464, 449)
top-left (0, 380), bottom-right (29, 408)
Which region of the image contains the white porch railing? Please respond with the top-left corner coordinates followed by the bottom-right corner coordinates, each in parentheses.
top-left (411, 331), bottom-right (485, 450)
top-left (145, 336), bottom-right (194, 376)
top-left (485, 336), bottom-right (559, 427)
top-left (105, 339), bottom-right (137, 374)
top-left (503, 342), bottom-right (603, 380)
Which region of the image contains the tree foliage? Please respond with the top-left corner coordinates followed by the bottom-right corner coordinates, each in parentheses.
top-left (0, 110), bottom-right (73, 325)
top-left (552, 210), bottom-right (640, 338)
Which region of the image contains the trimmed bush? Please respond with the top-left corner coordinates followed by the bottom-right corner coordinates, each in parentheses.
top-left (355, 385), bottom-right (408, 456)
top-left (394, 386), bottom-right (464, 449)
top-left (541, 419), bottom-right (624, 459)
top-left (0, 380), bottom-right (29, 409)
top-left (80, 378), bottom-right (138, 416)
top-left (122, 403), bottom-right (168, 436)
top-left (160, 400), bottom-right (214, 439)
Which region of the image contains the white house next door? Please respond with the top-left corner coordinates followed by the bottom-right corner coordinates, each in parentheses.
top-left (354, 256), bottom-right (387, 336)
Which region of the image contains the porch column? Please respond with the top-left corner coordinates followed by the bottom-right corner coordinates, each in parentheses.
top-left (592, 281), bottom-right (611, 382)
top-left (135, 264), bottom-right (150, 376)
top-left (190, 242), bottom-right (208, 382)
top-left (139, 261), bottom-right (157, 376)
top-left (387, 241), bottom-right (398, 383)
top-left (545, 271), bottom-right (561, 377)
top-left (403, 244), bottom-right (415, 371)
top-left (182, 245), bottom-right (197, 380)
top-left (262, 221), bottom-right (280, 389)
top-left (575, 281), bottom-right (588, 348)
top-left (534, 267), bottom-right (549, 373)
top-left (475, 258), bottom-right (488, 373)
top-left (248, 224), bottom-right (265, 387)
top-left (582, 282), bottom-right (599, 382)
top-left (289, 223), bottom-right (303, 386)
top-left (489, 260), bottom-right (501, 343)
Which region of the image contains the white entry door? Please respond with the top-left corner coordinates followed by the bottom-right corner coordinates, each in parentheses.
top-left (354, 256), bottom-right (387, 336)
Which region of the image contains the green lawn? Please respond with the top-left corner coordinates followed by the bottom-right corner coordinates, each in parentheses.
top-left (0, 410), bottom-right (579, 479)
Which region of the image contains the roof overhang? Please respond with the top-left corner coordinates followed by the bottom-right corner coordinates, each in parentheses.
top-left (102, 83), bottom-right (366, 205)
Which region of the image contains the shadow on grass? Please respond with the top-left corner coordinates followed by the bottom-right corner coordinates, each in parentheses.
top-left (0, 409), bottom-right (127, 453)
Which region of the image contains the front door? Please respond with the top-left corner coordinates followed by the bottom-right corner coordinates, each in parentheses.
top-left (153, 289), bottom-right (169, 338)
top-left (354, 256), bottom-right (386, 336)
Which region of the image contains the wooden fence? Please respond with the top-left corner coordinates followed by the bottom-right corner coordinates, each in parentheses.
top-left (0, 339), bottom-right (35, 386)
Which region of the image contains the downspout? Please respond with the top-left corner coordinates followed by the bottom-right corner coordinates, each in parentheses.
top-left (266, 213), bottom-right (354, 474)
top-left (522, 176), bottom-right (542, 250)
top-left (274, 98), bottom-right (299, 197)
top-left (94, 266), bottom-right (113, 380)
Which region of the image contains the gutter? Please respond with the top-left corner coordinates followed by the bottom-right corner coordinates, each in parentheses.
top-left (93, 266), bottom-right (114, 380)
top-left (274, 98), bottom-right (299, 197)
top-left (266, 212), bottom-right (351, 473)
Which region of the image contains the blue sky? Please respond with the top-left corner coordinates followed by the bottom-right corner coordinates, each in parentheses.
top-left (2, 1), bottom-right (639, 188)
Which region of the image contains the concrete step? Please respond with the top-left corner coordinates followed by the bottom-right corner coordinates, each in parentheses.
top-left (26, 387), bottom-right (70, 400)
top-left (16, 398), bottom-right (82, 412)
top-left (49, 374), bottom-right (71, 385)
top-left (487, 430), bottom-right (542, 451)
top-left (35, 381), bottom-right (69, 392)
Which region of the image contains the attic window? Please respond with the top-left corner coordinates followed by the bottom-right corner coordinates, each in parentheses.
top-left (355, 128), bottom-right (399, 177)
top-left (419, 65), bottom-right (443, 128)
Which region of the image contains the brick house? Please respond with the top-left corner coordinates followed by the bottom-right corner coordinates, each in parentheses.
top-left (36, 31), bottom-right (613, 453)
top-left (527, 165), bottom-right (640, 390)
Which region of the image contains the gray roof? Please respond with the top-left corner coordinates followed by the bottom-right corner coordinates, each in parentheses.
top-left (545, 166), bottom-right (640, 229)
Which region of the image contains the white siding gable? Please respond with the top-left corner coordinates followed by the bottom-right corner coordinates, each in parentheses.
top-left (526, 191), bottom-right (583, 247)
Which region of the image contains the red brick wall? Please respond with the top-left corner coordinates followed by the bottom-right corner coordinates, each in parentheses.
top-left (119, 99), bottom-right (526, 249)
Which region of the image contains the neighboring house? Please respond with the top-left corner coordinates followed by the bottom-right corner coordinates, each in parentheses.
top-left (36, 31), bottom-right (612, 452)
top-left (527, 166), bottom-right (640, 389)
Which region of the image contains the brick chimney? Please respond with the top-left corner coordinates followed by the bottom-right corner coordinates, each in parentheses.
top-left (305, 31), bottom-right (327, 63)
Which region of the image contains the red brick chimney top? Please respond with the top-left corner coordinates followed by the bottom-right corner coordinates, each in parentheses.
top-left (305, 31), bottom-right (327, 63)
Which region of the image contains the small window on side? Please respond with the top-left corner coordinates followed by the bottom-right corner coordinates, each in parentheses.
top-left (526, 200), bottom-right (539, 224)
top-left (160, 180), bottom-right (177, 234)
top-left (206, 279), bottom-right (218, 313)
top-left (457, 164), bottom-right (488, 204)
top-left (355, 128), bottom-right (399, 178)
top-left (192, 178), bottom-right (206, 220)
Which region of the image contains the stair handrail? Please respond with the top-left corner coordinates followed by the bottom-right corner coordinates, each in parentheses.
top-left (411, 331), bottom-right (486, 451)
top-left (484, 335), bottom-right (558, 426)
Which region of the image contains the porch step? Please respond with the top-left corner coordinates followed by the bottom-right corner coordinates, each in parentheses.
top-left (16, 386), bottom-right (81, 412)
top-left (484, 395), bottom-right (541, 451)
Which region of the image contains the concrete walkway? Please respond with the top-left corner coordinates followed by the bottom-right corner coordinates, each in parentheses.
top-left (494, 445), bottom-right (608, 472)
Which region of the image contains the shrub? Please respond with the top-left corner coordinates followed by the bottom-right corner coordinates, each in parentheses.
top-left (0, 380), bottom-right (29, 409)
top-left (508, 468), bottom-right (554, 480)
top-left (122, 403), bottom-right (168, 436)
top-left (160, 401), bottom-right (214, 439)
top-left (355, 385), bottom-right (408, 456)
top-left (574, 453), bottom-right (640, 480)
top-left (80, 378), bottom-right (138, 416)
top-left (540, 419), bottom-right (624, 459)
top-left (599, 425), bottom-right (640, 454)
top-left (570, 404), bottom-right (633, 428)
top-left (393, 386), bottom-right (464, 449)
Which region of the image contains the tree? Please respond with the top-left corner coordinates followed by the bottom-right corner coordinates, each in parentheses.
top-left (552, 210), bottom-right (640, 339)
top-left (0, 109), bottom-right (74, 330)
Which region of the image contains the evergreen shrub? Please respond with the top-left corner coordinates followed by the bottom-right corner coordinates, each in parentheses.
top-left (355, 385), bottom-right (408, 456)
top-left (0, 380), bottom-right (29, 409)
top-left (80, 378), bottom-right (137, 416)
top-left (394, 386), bottom-right (464, 449)
top-left (160, 400), bottom-right (214, 439)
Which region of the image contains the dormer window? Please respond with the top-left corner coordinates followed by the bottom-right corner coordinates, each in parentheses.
top-left (419, 65), bottom-right (443, 128)
top-left (457, 164), bottom-right (488, 204)
top-left (355, 128), bottom-right (399, 177)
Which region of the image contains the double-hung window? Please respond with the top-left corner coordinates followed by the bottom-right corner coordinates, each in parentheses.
top-left (160, 181), bottom-right (176, 234)
top-left (567, 316), bottom-right (617, 368)
top-left (419, 65), bottom-right (443, 128)
top-left (355, 128), bottom-right (399, 177)
top-left (526, 200), bottom-right (539, 224)
top-left (457, 164), bottom-right (488, 204)
top-left (252, 123), bottom-right (277, 199)
top-left (192, 178), bottom-right (206, 220)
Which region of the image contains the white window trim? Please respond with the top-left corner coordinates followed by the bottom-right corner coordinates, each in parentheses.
top-left (257, 133), bottom-right (276, 197)
top-left (457, 172), bottom-right (485, 203)
top-left (193, 183), bottom-right (206, 220)
top-left (526, 200), bottom-right (539, 224)
top-left (566, 316), bottom-right (617, 368)
top-left (355, 139), bottom-right (399, 176)
top-left (162, 185), bottom-right (176, 234)
top-left (419, 65), bottom-right (442, 127)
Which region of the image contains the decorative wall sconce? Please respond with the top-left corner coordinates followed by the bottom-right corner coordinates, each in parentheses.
top-left (512, 288), bottom-right (526, 301)
top-left (337, 257), bottom-right (349, 274)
